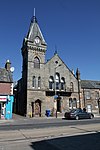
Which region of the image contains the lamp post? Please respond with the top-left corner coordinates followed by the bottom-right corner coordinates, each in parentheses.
top-left (76, 68), bottom-right (81, 108)
top-left (54, 61), bottom-right (61, 118)
top-left (78, 79), bottom-right (81, 108)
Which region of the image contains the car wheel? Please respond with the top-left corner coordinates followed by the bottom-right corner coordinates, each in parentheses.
top-left (76, 115), bottom-right (79, 120)
top-left (90, 114), bottom-right (94, 119)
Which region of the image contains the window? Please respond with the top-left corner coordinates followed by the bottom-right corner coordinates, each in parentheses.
top-left (69, 98), bottom-right (77, 108)
top-left (49, 76), bottom-right (54, 90)
top-left (70, 82), bottom-right (74, 92)
top-left (73, 98), bottom-right (77, 108)
top-left (85, 91), bottom-right (91, 100)
top-left (55, 73), bottom-right (60, 90)
top-left (34, 57), bottom-right (40, 68)
top-left (95, 91), bottom-right (99, 100)
top-left (87, 104), bottom-right (92, 113)
top-left (38, 77), bottom-right (41, 89)
top-left (32, 76), bottom-right (36, 88)
top-left (61, 77), bottom-right (65, 90)
top-left (69, 98), bottom-right (72, 108)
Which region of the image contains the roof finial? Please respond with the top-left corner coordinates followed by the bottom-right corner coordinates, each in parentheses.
top-left (54, 45), bottom-right (58, 55)
top-left (31, 8), bottom-right (37, 23)
top-left (34, 8), bottom-right (36, 17)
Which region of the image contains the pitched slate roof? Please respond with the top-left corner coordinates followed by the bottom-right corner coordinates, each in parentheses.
top-left (81, 80), bottom-right (100, 89)
top-left (26, 16), bottom-right (47, 46)
top-left (0, 68), bottom-right (13, 82)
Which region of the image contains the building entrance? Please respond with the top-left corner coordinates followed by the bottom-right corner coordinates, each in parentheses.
top-left (35, 99), bottom-right (41, 116)
top-left (57, 97), bottom-right (61, 112)
top-left (31, 99), bottom-right (41, 117)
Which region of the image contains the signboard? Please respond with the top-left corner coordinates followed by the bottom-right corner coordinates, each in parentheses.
top-left (0, 96), bottom-right (7, 102)
top-left (54, 95), bottom-right (58, 99)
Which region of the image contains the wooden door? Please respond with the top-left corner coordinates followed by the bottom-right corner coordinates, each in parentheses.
top-left (35, 100), bottom-right (41, 116)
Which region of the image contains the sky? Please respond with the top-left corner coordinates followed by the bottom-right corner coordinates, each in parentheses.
top-left (0, 0), bottom-right (100, 81)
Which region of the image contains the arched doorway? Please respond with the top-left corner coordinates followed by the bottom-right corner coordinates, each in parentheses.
top-left (57, 96), bottom-right (61, 112)
top-left (35, 99), bottom-right (41, 116)
top-left (31, 99), bottom-right (41, 117)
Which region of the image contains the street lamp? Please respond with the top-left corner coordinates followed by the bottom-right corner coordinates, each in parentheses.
top-left (54, 61), bottom-right (62, 118)
top-left (78, 79), bottom-right (81, 108)
top-left (76, 68), bottom-right (81, 108)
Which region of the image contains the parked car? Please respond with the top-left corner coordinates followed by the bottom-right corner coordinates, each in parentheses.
top-left (64, 108), bottom-right (94, 120)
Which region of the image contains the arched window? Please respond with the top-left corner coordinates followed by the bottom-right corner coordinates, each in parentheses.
top-left (38, 76), bottom-right (41, 89)
top-left (49, 76), bottom-right (54, 90)
top-left (55, 73), bottom-right (60, 90)
top-left (69, 98), bottom-right (72, 108)
top-left (32, 76), bottom-right (36, 88)
top-left (34, 57), bottom-right (40, 68)
top-left (70, 82), bottom-right (74, 92)
top-left (69, 98), bottom-right (77, 109)
top-left (61, 77), bottom-right (65, 90)
top-left (73, 98), bottom-right (77, 108)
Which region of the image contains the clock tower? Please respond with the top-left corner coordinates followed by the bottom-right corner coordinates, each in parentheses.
top-left (22, 15), bottom-right (47, 68)
top-left (21, 15), bottom-right (47, 116)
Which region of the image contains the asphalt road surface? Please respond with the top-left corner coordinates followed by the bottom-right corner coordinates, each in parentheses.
top-left (0, 117), bottom-right (100, 131)
top-left (0, 123), bottom-right (100, 150)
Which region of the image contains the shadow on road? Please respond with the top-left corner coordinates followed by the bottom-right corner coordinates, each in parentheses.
top-left (30, 132), bottom-right (100, 150)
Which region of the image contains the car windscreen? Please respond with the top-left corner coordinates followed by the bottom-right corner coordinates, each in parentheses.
top-left (70, 109), bottom-right (76, 113)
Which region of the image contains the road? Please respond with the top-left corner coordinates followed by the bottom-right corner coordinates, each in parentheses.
top-left (0, 117), bottom-right (100, 150)
top-left (0, 122), bottom-right (100, 150)
top-left (0, 117), bottom-right (100, 130)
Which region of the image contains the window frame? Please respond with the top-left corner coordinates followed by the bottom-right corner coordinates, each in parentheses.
top-left (38, 76), bottom-right (41, 89)
top-left (34, 57), bottom-right (40, 69)
top-left (32, 76), bottom-right (36, 88)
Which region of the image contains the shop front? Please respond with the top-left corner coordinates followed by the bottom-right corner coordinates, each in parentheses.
top-left (0, 95), bottom-right (14, 120)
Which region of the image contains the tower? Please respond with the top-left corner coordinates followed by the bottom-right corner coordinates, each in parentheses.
top-left (21, 14), bottom-right (47, 116)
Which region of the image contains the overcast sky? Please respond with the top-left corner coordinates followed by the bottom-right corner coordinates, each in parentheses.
top-left (0, 0), bottom-right (100, 81)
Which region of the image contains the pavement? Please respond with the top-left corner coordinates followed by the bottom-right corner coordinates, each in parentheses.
top-left (12, 113), bottom-right (26, 120)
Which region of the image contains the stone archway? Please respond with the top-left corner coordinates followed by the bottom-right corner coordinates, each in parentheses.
top-left (35, 99), bottom-right (41, 117)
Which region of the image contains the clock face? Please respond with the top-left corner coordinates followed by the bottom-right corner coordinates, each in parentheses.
top-left (34, 37), bottom-right (40, 44)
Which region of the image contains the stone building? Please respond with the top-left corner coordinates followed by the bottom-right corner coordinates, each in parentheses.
top-left (14, 15), bottom-right (100, 117)
top-left (81, 80), bottom-right (100, 115)
top-left (14, 16), bottom-right (81, 117)
top-left (0, 60), bottom-right (13, 95)
top-left (0, 60), bottom-right (14, 119)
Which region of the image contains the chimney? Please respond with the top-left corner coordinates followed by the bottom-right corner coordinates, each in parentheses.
top-left (76, 68), bottom-right (80, 80)
top-left (5, 60), bottom-right (11, 71)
